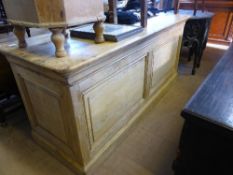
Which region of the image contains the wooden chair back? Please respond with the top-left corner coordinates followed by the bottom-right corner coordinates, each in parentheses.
top-left (108, 0), bottom-right (148, 27)
top-left (174, 0), bottom-right (206, 15)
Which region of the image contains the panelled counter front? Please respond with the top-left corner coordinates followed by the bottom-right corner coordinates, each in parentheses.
top-left (0, 14), bottom-right (189, 174)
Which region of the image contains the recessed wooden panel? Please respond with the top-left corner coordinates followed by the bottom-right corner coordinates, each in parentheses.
top-left (151, 37), bottom-right (179, 92)
top-left (24, 80), bottom-right (67, 143)
top-left (83, 58), bottom-right (145, 146)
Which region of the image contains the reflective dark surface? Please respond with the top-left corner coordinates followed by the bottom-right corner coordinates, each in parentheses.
top-left (183, 44), bottom-right (233, 131)
top-left (174, 45), bottom-right (233, 175)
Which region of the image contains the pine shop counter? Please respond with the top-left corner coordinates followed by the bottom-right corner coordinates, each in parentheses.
top-left (0, 13), bottom-right (189, 175)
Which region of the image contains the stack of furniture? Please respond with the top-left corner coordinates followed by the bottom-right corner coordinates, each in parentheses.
top-left (2, 0), bottom-right (106, 58)
top-left (173, 44), bottom-right (233, 175)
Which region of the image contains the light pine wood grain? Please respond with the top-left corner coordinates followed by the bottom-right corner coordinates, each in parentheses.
top-left (2, 0), bottom-right (106, 58)
top-left (2, 0), bottom-right (105, 27)
top-left (0, 14), bottom-right (189, 174)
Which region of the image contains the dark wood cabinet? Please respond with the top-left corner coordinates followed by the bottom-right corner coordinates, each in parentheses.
top-left (174, 44), bottom-right (233, 175)
top-left (179, 0), bottom-right (233, 45)
top-left (208, 10), bottom-right (232, 44)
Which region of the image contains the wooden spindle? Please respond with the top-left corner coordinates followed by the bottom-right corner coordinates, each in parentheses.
top-left (174, 0), bottom-right (180, 14)
top-left (164, 0), bottom-right (169, 12)
top-left (108, 0), bottom-right (118, 24)
top-left (140, 0), bottom-right (148, 28)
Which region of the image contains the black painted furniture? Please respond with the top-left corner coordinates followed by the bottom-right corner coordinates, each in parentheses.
top-left (0, 53), bottom-right (22, 126)
top-left (0, 36), bottom-right (23, 127)
top-left (180, 10), bottom-right (213, 75)
top-left (0, 0), bottom-right (13, 33)
top-left (174, 44), bottom-right (233, 175)
top-left (0, 93), bottom-right (22, 126)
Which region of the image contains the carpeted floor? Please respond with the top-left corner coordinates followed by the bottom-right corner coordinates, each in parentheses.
top-left (0, 46), bottom-right (226, 175)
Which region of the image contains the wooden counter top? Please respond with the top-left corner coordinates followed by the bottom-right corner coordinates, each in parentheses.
top-left (0, 14), bottom-right (189, 76)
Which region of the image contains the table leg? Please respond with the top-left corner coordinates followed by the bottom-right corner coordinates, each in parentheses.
top-left (14, 26), bottom-right (27, 48)
top-left (50, 28), bottom-right (67, 58)
top-left (93, 21), bottom-right (105, 44)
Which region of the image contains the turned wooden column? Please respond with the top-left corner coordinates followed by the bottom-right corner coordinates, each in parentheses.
top-left (14, 26), bottom-right (27, 48)
top-left (93, 21), bottom-right (105, 44)
top-left (108, 0), bottom-right (118, 24)
top-left (174, 0), bottom-right (180, 14)
top-left (50, 28), bottom-right (67, 58)
top-left (140, 0), bottom-right (148, 28)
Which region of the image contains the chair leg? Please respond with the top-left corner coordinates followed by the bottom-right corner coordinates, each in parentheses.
top-left (26, 27), bottom-right (31, 37)
top-left (197, 47), bottom-right (204, 68)
top-left (192, 60), bottom-right (196, 75)
top-left (192, 44), bottom-right (199, 75)
top-left (188, 47), bottom-right (194, 62)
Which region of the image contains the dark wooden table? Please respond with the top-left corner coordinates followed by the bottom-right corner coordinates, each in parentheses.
top-left (174, 44), bottom-right (233, 175)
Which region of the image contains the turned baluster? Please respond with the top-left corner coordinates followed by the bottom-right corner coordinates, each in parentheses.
top-left (50, 28), bottom-right (67, 58)
top-left (14, 26), bottom-right (27, 48)
top-left (93, 21), bottom-right (105, 44)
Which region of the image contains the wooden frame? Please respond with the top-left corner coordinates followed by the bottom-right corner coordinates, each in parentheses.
top-left (174, 0), bottom-right (206, 15)
top-left (1, 16), bottom-right (188, 174)
top-left (140, 0), bottom-right (148, 27)
top-left (108, 0), bottom-right (148, 27)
